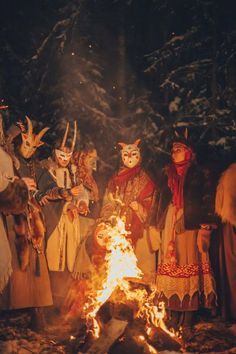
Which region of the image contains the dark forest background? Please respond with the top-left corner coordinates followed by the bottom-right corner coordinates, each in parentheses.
top-left (0, 0), bottom-right (235, 183)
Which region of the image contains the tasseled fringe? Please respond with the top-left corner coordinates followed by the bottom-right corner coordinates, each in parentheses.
top-left (164, 289), bottom-right (217, 309)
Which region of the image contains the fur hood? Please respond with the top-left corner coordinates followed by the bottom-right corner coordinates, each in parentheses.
top-left (215, 163), bottom-right (236, 226)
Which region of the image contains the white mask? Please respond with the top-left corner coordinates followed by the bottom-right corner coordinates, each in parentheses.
top-left (54, 120), bottom-right (77, 167)
top-left (55, 148), bottom-right (72, 167)
top-left (118, 139), bottom-right (141, 169)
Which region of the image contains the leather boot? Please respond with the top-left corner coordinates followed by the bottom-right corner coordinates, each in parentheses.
top-left (166, 310), bottom-right (181, 330)
top-left (180, 311), bottom-right (194, 342)
top-left (29, 307), bottom-right (47, 332)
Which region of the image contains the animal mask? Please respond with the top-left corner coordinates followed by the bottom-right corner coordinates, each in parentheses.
top-left (19, 116), bottom-right (49, 159)
top-left (55, 148), bottom-right (73, 167)
top-left (55, 121), bottom-right (77, 167)
top-left (118, 139), bottom-right (141, 169)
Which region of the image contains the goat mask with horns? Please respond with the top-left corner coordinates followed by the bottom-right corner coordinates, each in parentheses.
top-left (19, 116), bottom-right (49, 159)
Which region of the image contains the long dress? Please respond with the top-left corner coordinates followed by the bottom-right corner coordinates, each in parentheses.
top-left (156, 162), bottom-right (217, 312)
top-left (156, 204), bottom-right (216, 310)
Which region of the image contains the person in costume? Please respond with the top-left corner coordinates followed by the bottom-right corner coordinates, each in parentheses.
top-left (43, 121), bottom-right (82, 308)
top-left (155, 129), bottom-right (217, 338)
top-left (7, 116), bottom-right (65, 330)
top-left (72, 146), bottom-right (99, 237)
top-left (100, 139), bottom-right (157, 283)
top-left (0, 108), bottom-right (31, 308)
top-left (215, 163), bottom-right (236, 322)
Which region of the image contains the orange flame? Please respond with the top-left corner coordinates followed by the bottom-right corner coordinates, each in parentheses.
top-left (83, 217), bottom-right (142, 337)
top-left (83, 217), bottom-right (177, 340)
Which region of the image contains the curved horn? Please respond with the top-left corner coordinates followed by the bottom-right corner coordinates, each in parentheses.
top-left (36, 127), bottom-right (49, 142)
top-left (25, 116), bottom-right (33, 136)
top-left (71, 120), bottom-right (77, 152)
top-left (61, 122), bottom-right (69, 149)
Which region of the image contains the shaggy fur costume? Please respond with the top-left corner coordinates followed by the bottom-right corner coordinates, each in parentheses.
top-left (0, 179), bottom-right (28, 214)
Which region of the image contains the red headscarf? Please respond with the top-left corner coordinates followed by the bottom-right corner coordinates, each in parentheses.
top-left (166, 143), bottom-right (193, 210)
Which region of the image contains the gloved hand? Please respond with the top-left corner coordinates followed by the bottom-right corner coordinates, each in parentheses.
top-left (197, 227), bottom-right (211, 253)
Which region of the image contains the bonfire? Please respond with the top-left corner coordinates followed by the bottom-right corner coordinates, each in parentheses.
top-left (65, 217), bottom-right (181, 354)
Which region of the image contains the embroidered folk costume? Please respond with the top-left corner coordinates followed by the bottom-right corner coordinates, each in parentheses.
top-left (101, 139), bottom-right (157, 283)
top-left (156, 130), bottom-right (216, 330)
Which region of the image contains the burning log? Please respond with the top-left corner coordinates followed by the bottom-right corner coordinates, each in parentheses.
top-left (80, 318), bottom-right (128, 354)
top-left (75, 282), bottom-right (182, 353)
top-left (147, 326), bottom-right (182, 352)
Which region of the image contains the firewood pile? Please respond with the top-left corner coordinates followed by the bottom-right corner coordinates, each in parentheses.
top-left (64, 280), bottom-right (182, 353)
top-left (66, 303), bottom-right (182, 354)
top-left (69, 314), bottom-right (236, 354)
